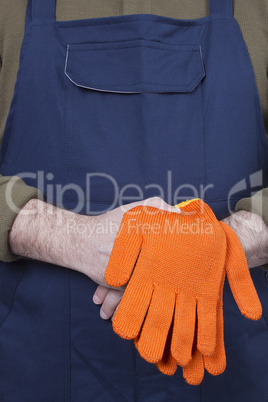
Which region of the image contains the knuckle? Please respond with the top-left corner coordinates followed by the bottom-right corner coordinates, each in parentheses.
top-left (149, 196), bottom-right (164, 207)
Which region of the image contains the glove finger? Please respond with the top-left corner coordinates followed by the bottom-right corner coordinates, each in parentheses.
top-left (171, 294), bottom-right (196, 367)
top-left (157, 354), bottom-right (177, 376)
top-left (197, 297), bottom-right (217, 357)
top-left (105, 218), bottom-right (143, 287)
top-left (183, 336), bottom-right (204, 386)
top-left (156, 320), bottom-right (178, 376)
top-left (204, 275), bottom-right (226, 376)
top-left (112, 281), bottom-right (153, 339)
top-left (220, 221), bottom-right (262, 320)
top-left (135, 286), bottom-right (175, 363)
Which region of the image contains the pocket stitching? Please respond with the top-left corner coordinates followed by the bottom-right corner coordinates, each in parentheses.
top-left (64, 41), bottom-right (205, 94)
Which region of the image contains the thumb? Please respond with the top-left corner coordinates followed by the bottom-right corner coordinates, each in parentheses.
top-left (220, 221), bottom-right (262, 321)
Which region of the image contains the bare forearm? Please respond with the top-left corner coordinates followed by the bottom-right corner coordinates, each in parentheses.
top-left (8, 196), bottom-right (176, 286)
top-left (9, 199), bottom-right (96, 276)
top-left (222, 210), bottom-right (268, 268)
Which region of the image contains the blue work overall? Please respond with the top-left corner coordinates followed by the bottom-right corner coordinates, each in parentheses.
top-left (0, 0), bottom-right (268, 400)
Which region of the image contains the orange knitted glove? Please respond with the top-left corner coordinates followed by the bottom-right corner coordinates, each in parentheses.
top-left (105, 199), bottom-right (262, 367)
top-left (181, 220), bottom-right (256, 385)
top-left (135, 202), bottom-right (258, 385)
top-left (155, 274), bottom-right (226, 385)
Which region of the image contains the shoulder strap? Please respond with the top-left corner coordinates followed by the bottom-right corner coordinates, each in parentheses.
top-left (209, 0), bottom-right (233, 18)
top-left (30, 0), bottom-right (55, 21)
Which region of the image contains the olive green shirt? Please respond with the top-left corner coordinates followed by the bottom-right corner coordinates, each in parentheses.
top-left (1, 0), bottom-right (268, 261)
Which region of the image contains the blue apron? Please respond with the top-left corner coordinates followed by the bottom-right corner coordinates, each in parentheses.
top-left (0, 0), bottom-right (268, 400)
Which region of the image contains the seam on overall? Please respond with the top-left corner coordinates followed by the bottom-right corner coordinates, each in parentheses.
top-left (64, 64), bottom-right (71, 205)
top-left (69, 80), bottom-right (75, 196)
top-left (195, 31), bottom-right (207, 205)
top-left (0, 24), bottom-right (33, 167)
top-left (206, 196), bottom-right (248, 203)
top-left (64, 65), bottom-right (75, 204)
top-left (29, 16), bottom-right (233, 29)
top-left (231, 19), bottom-right (268, 160)
top-left (134, 342), bottom-right (137, 402)
top-left (261, 272), bottom-right (268, 328)
top-left (200, 79), bottom-right (207, 203)
top-left (65, 76), bottom-right (204, 89)
top-left (56, 196), bottom-right (244, 206)
top-left (194, 83), bottom-right (202, 205)
top-left (63, 269), bottom-right (71, 402)
top-left (68, 47), bottom-right (201, 53)
top-left (63, 65), bottom-right (71, 402)
top-left (66, 75), bottom-right (204, 88)
top-left (68, 270), bottom-right (72, 402)
top-left (32, 0), bottom-right (36, 21)
top-left (263, 314), bottom-right (268, 329)
top-left (57, 16), bottom-right (231, 28)
top-left (68, 41), bottom-right (204, 49)
top-left (0, 269), bottom-right (28, 330)
top-left (63, 269), bottom-right (66, 402)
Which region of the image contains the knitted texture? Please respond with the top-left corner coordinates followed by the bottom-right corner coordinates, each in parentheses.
top-left (156, 273), bottom-right (226, 385)
top-left (151, 213), bottom-right (262, 385)
top-left (105, 199), bottom-right (262, 381)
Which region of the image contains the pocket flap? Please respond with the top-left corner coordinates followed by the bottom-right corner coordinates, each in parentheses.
top-left (65, 39), bottom-right (205, 93)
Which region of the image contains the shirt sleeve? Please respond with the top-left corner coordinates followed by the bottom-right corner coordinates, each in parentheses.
top-left (236, 188), bottom-right (268, 271)
top-left (0, 1), bottom-right (42, 261)
top-left (0, 175), bottom-right (42, 262)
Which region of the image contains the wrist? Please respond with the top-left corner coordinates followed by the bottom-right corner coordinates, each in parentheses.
top-left (222, 210), bottom-right (268, 268)
top-left (9, 198), bottom-right (41, 259)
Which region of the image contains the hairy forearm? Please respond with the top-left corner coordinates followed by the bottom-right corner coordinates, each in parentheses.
top-left (9, 199), bottom-right (96, 276)
top-left (8, 198), bottom-right (125, 286)
top-left (222, 210), bottom-right (268, 269)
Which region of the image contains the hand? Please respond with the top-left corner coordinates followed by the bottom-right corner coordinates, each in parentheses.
top-left (223, 210), bottom-right (268, 268)
top-left (105, 199), bottom-right (262, 369)
top-left (96, 205), bottom-right (266, 385)
top-left (93, 285), bottom-right (124, 320)
top-left (9, 197), bottom-right (175, 287)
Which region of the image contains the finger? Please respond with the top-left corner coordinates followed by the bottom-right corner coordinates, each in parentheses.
top-left (183, 343), bottom-right (204, 386)
top-left (111, 305), bottom-right (119, 322)
top-left (171, 294), bottom-right (196, 367)
top-left (156, 320), bottom-right (177, 376)
top-left (135, 286), bottom-right (175, 363)
top-left (204, 277), bottom-right (226, 376)
top-left (112, 281), bottom-right (154, 340)
top-left (105, 212), bottom-right (143, 287)
top-left (197, 297), bottom-right (217, 356)
top-left (93, 285), bottom-right (109, 305)
top-left (99, 288), bottom-right (124, 320)
top-left (157, 351), bottom-right (177, 376)
top-left (220, 221), bottom-right (262, 320)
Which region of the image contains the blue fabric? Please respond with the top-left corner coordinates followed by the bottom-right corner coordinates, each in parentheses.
top-left (0, 0), bottom-right (268, 400)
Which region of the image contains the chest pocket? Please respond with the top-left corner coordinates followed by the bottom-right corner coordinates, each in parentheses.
top-left (65, 39), bottom-right (204, 93)
top-left (64, 39), bottom-right (206, 214)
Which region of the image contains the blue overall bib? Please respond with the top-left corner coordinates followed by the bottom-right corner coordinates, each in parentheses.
top-left (0, 0), bottom-right (268, 400)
